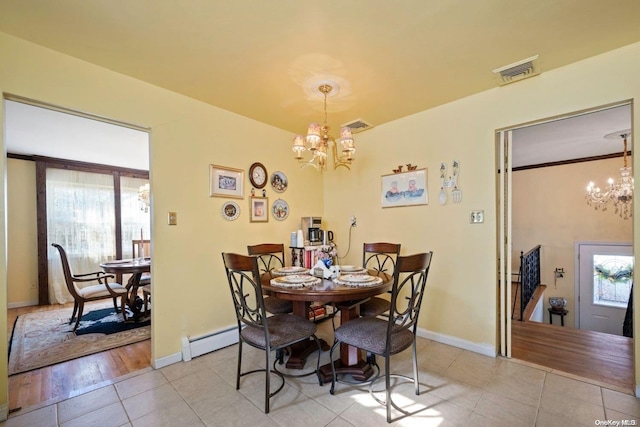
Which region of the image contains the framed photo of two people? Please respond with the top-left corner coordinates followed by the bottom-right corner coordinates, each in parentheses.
top-left (381, 168), bottom-right (428, 208)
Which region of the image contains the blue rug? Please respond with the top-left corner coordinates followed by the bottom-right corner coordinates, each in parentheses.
top-left (75, 307), bottom-right (150, 336)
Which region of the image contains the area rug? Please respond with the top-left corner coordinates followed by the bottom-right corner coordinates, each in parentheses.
top-left (8, 302), bottom-right (150, 375)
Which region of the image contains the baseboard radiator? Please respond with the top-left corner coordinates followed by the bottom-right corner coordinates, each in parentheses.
top-left (181, 326), bottom-right (238, 361)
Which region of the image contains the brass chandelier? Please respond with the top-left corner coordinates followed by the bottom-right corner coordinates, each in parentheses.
top-left (585, 131), bottom-right (633, 219)
top-left (292, 82), bottom-right (355, 172)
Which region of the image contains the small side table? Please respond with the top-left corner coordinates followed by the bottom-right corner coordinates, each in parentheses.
top-left (548, 308), bottom-right (569, 326)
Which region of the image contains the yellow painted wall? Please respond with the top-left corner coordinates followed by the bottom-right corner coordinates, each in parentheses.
top-left (1, 31), bottom-right (640, 413)
top-left (512, 159), bottom-right (633, 327)
top-left (7, 158), bottom-right (38, 307)
top-left (322, 42), bottom-right (640, 385)
top-left (0, 32), bottom-right (323, 414)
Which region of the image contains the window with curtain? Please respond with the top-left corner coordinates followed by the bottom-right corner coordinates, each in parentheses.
top-left (121, 176), bottom-right (151, 259)
top-left (42, 163), bottom-right (149, 304)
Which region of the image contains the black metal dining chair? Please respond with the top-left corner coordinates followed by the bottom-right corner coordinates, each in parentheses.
top-left (247, 243), bottom-right (294, 315)
top-left (222, 252), bottom-right (322, 414)
top-left (329, 252), bottom-right (433, 423)
top-left (359, 242), bottom-right (401, 317)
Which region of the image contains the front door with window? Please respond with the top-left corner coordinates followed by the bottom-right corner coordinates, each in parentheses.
top-left (577, 242), bottom-right (633, 336)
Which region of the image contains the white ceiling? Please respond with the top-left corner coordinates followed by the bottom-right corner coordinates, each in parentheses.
top-left (4, 100), bottom-right (149, 170)
top-left (0, 1), bottom-right (638, 167)
top-left (512, 104), bottom-right (632, 168)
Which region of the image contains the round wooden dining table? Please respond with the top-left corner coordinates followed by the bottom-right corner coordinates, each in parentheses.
top-left (100, 258), bottom-right (150, 321)
top-left (261, 269), bottom-right (392, 383)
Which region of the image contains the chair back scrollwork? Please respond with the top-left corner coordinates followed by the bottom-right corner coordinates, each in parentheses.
top-left (247, 243), bottom-right (285, 274)
top-left (222, 253), bottom-right (267, 330)
top-left (388, 252), bottom-right (433, 339)
top-left (363, 242), bottom-right (401, 274)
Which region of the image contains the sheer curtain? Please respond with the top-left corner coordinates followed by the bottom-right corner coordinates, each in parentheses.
top-left (45, 168), bottom-right (150, 304)
top-left (47, 169), bottom-right (116, 304)
top-left (121, 176), bottom-right (151, 259)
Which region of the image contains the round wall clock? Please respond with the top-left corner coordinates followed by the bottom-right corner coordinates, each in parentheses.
top-left (249, 162), bottom-right (267, 189)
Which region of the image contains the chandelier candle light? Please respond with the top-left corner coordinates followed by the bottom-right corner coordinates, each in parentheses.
top-left (585, 131), bottom-right (633, 219)
top-left (292, 81), bottom-right (356, 172)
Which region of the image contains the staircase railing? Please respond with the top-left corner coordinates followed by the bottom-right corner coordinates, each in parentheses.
top-left (514, 245), bottom-right (541, 321)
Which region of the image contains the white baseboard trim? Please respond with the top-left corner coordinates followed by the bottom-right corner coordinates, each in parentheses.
top-left (153, 352), bottom-right (182, 370)
top-left (154, 326), bottom-right (492, 370)
top-left (417, 327), bottom-right (497, 358)
top-left (0, 403), bottom-right (8, 422)
top-left (182, 326), bottom-right (238, 361)
top-left (8, 300), bottom-right (38, 309)
top-left (153, 325), bottom-right (239, 369)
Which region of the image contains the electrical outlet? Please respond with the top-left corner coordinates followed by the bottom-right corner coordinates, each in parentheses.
top-left (350, 215), bottom-right (357, 227)
top-left (470, 210), bottom-right (484, 224)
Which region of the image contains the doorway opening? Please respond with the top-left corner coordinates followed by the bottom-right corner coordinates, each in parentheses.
top-left (498, 100), bottom-right (634, 391)
top-left (4, 94), bottom-right (152, 408)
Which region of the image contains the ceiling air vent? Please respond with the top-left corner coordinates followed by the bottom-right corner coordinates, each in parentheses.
top-left (342, 118), bottom-right (373, 134)
top-left (492, 55), bottom-right (540, 86)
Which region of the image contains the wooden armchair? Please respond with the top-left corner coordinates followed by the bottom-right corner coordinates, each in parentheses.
top-left (52, 243), bottom-right (129, 330)
top-left (132, 239), bottom-right (151, 312)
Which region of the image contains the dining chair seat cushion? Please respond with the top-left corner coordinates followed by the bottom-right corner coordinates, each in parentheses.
top-left (263, 296), bottom-right (293, 314)
top-left (360, 297), bottom-right (390, 317)
top-left (139, 273), bottom-right (151, 285)
top-left (334, 317), bottom-right (414, 356)
top-left (78, 283), bottom-right (127, 299)
top-left (241, 313), bottom-right (317, 349)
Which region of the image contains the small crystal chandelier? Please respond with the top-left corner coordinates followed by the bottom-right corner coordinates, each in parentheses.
top-left (585, 131), bottom-right (633, 219)
top-left (292, 81), bottom-right (355, 172)
top-left (138, 183), bottom-right (150, 213)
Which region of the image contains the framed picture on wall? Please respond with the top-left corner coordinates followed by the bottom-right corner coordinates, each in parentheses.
top-left (209, 164), bottom-right (244, 198)
top-left (250, 197), bottom-right (269, 222)
top-left (381, 168), bottom-right (428, 208)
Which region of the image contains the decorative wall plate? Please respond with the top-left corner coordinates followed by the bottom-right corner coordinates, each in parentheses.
top-left (272, 198), bottom-right (289, 221)
top-left (270, 171), bottom-right (288, 193)
top-left (221, 201), bottom-right (240, 221)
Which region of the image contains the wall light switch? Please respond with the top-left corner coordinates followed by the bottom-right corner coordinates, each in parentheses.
top-left (168, 212), bottom-right (177, 225)
top-left (470, 210), bottom-right (484, 224)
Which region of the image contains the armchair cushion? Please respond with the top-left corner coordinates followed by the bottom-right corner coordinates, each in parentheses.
top-left (78, 283), bottom-right (127, 299)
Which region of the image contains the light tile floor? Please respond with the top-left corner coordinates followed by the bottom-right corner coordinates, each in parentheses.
top-left (3, 318), bottom-right (640, 426)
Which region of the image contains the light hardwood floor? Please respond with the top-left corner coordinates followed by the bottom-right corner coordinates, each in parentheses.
top-left (7, 301), bottom-right (151, 412)
top-left (512, 319), bottom-right (634, 392)
top-left (510, 284), bottom-right (634, 392)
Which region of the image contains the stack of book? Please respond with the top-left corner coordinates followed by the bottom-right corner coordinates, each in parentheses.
top-left (308, 302), bottom-right (335, 321)
top-left (302, 245), bottom-right (333, 269)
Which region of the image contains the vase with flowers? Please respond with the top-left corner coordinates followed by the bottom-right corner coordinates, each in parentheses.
top-left (316, 244), bottom-right (337, 268)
